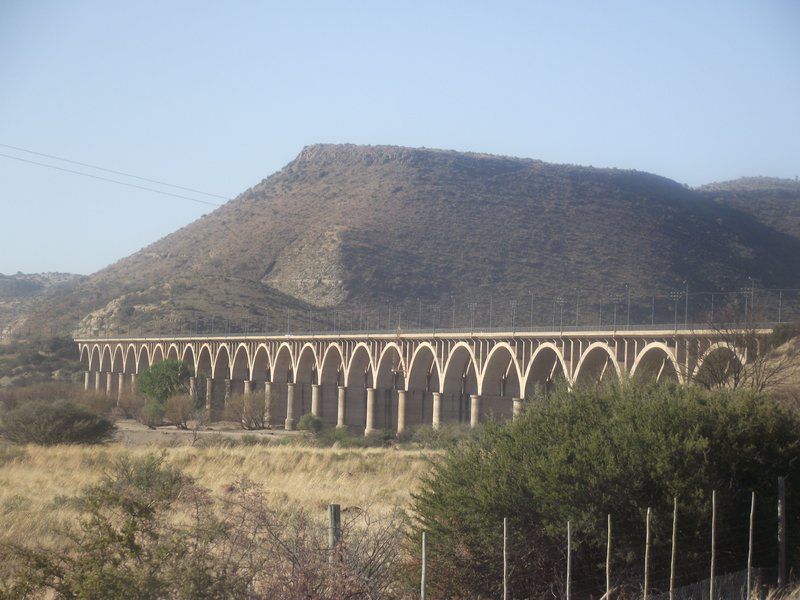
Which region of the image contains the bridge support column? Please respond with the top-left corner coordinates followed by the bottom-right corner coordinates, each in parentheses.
top-left (106, 373), bottom-right (114, 397)
top-left (470, 394), bottom-right (481, 428)
top-left (84, 371), bottom-right (91, 391)
top-left (311, 384), bottom-right (321, 417)
top-left (512, 397), bottom-right (523, 420)
top-left (189, 377), bottom-right (197, 400)
top-left (336, 386), bottom-right (346, 428)
top-left (130, 373), bottom-right (137, 394)
top-left (243, 380), bottom-right (253, 395)
top-left (205, 378), bottom-right (214, 412)
top-left (365, 387), bottom-right (376, 436)
top-left (396, 390), bottom-right (407, 435)
top-left (285, 383), bottom-right (296, 430)
top-left (432, 392), bottom-right (442, 430)
top-left (94, 372), bottom-right (103, 392)
top-left (264, 382), bottom-right (273, 427)
top-left (224, 380), bottom-right (232, 411)
top-left (117, 373), bottom-right (124, 405)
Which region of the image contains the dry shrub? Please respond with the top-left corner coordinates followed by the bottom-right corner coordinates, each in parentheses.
top-left (225, 393), bottom-right (265, 430)
top-left (117, 390), bottom-right (145, 419)
top-left (164, 395), bottom-right (195, 429)
top-left (0, 382), bottom-right (114, 417)
top-left (0, 454), bottom-right (404, 598)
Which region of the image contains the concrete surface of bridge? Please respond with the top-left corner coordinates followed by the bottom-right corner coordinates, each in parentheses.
top-left (76, 326), bottom-right (764, 435)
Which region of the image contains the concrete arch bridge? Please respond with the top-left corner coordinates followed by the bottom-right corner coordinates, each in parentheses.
top-left (76, 327), bottom-right (763, 436)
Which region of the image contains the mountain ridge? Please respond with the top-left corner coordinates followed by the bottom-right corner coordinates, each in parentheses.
top-left (8, 144), bottom-right (800, 338)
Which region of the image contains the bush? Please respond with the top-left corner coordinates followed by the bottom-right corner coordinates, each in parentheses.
top-left (117, 390), bottom-right (145, 419)
top-left (296, 413), bottom-right (323, 433)
top-left (411, 382), bottom-right (800, 598)
top-left (139, 400), bottom-right (165, 429)
top-left (136, 360), bottom-right (191, 403)
top-left (0, 454), bottom-right (404, 598)
top-left (0, 382), bottom-right (113, 416)
top-left (225, 393), bottom-right (266, 430)
top-left (0, 400), bottom-right (116, 445)
top-left (164, 395), bottom-right (195, 429)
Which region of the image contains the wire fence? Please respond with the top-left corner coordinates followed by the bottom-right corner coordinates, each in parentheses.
top-left (64, 287), bottom-right (800, 339)
top-left (412, 478), bottom-right (791, 599)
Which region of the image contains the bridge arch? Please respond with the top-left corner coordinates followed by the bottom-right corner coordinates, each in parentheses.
top-left (137, 345), bottom-right (151, 373)
top-left (231, 344), bottom-right (250, 395)
top-left (319, 344), bottom-right (344, 387)
top-left (166, 344), bottom-right (179, 361)
top-left (99, 345), bottom-right (113, 373)
top-left (196, 344), bottom-right (213, 379)
top-left (523, 343), bottom-right (569, 399)
top-left (111, 344), bottom-right (125, 373)
top-left (375, 343), bottom-right (405, 390)
top-left (374, 343), bottom-right (405, 431)
top-left (630, 342), bottom-right (682, 384)
top-left (251, 344), bottom-right (271, 382)
top-left (212, 345), bottom-right (231, 381)
top-left (318, 344), bottom-right (344, 427)
top-left (692, 342), bottom-right (746, 388)
top-left (573, 342), bottom-right (621, 387)
top-left (345, 343), bottom-right (374, 389)
top-left (405, 343), bottom-right (440, 429)
top-left (344, 343), bottom-right (373, 430)
top-left (479, 343), bottom-right (522, 421)
top-left (295, 344), bottom-right (318, 385)
top-left (79, 344), bottom-right (90, 368)
top-left (124, 344), bottom-right (137, 375)
top-left (441, 342), bottom-right (478, 425)
top-left (181, 345), bottom-right (196, 375)
top-left (151, 344), bottom-right (165, 365)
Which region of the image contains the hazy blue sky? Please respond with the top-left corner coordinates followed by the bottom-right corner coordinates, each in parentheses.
top-left (1, 1), bottom-right (798, 275)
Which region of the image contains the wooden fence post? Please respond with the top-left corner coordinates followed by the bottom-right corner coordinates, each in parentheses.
top-left (328, 503), bottom-right (341, 563)
top-left (644, 507), bottom-right (651, 600)
top-left (747, 491), bottom-right (755, 599)
top-left (710, 490), bottom-right (717, 600)
top-left (566, 521), bottom-right (572, 600)
top-left (778, 477), bottom-right (786, 588)
top-left (606, 514), bottom-right (612, 600)
top-left (670, 497), bottom-right (677, 600)
top-left (421, 531), bottom-right (427, 600)
top-left (503, 517), bottom-right (509, 600)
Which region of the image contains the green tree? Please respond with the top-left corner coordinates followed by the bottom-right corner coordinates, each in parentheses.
top-left (136, 360), bottom-right (190, 403)
top-left (411, 382), bottom-right (800, 598)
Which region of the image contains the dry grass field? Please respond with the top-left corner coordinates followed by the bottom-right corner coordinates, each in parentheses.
top-left (0, 436), bottom-right (432, 550)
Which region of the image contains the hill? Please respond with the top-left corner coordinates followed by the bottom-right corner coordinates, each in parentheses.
top-left (0, 273), bottom-right (84, 338)
top-left (11, 145), bottom-right (800, 337)
top-left (699, 177), bottom-right (800, 241)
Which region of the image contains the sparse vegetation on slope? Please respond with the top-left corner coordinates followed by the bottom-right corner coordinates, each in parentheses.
top-left (12, 145), bottom-right (800, 337)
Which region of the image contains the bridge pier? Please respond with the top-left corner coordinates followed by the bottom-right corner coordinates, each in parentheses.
top-left (84, 371), bottom-right (91, 391)
top-left (470, 394), bottom-right (481, 428)
top-left (512, 397), bottom-right (522, 420)
top-left (106, 373), bottom-right (114, 397)
top-left (243, 379), bottom-right (253, 395)
top-left (397, 390), bottom-right (407, 435)
top-left (337, 386), bottom-right (346, 428)
top-left (205, 378), bottom-right (214, 412)
top-left (264, 382), bottom-right (273, 427)
top-left (365, 387), bottom-right (376, 436)
top-left (94, 371), bottom-right (103, 393)
top-left (311, 384), bottom-right (321, 417)
top-left (285, 383), bottom-right (296, 430)
top-left (432, 392), bottom-right (442, 430)
top-left (116, 373), bottom-right (124, 405)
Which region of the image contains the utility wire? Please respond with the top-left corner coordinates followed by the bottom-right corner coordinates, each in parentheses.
top-left (0, 152), bottom-right (222, 207)
top-left (0, 142), bottom-right (228, 199)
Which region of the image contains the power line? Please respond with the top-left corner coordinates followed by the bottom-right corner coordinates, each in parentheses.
top-left (0, 152), bottom-right (222, 207)
top-left (0, 142), bottom-right (228, 200)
